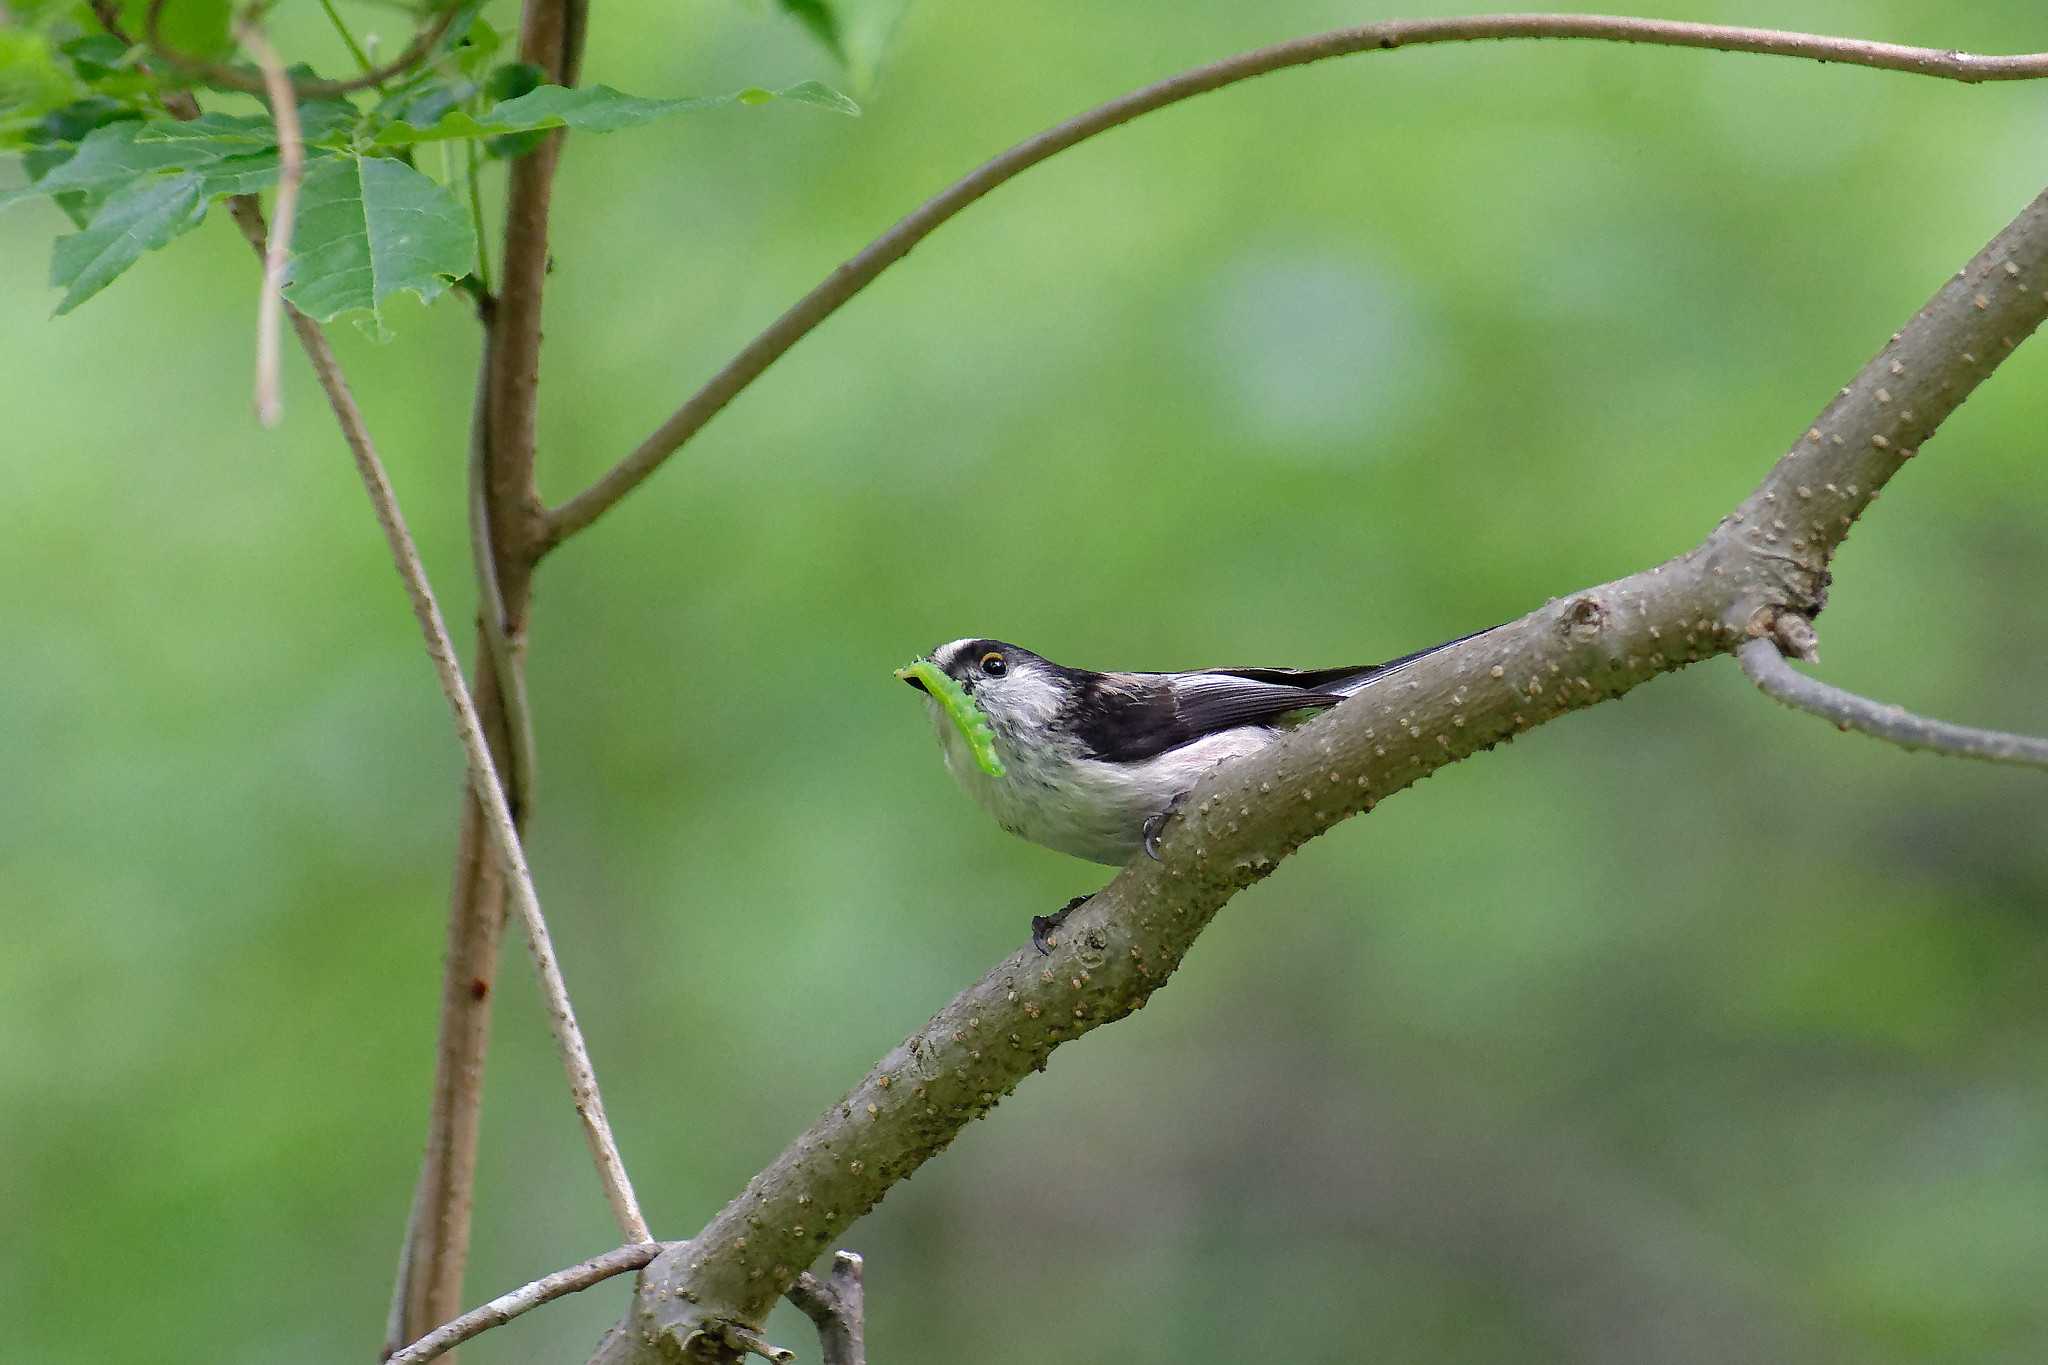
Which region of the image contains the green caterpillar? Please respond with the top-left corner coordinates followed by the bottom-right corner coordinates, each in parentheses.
top-left (897, 659), bottom-right (1007, 777)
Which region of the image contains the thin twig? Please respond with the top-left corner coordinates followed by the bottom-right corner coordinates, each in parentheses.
top-left (233, 13), bottom-right (301, 429)
top-left (84, 1), bottom-right (201, 119)
top-left (85, 0), bottom-right (132, 42)
top-left (725, 1327), bottom-right (796, 1363)
top-left (540, 12), bottom-right (2048, 549)
top-left (314, 0), bottom-right (380, 82)
top-left (1739, 630), bottom-right (2048, 769)
top-left (464, 138), bottom-right (493, 296)
top-left (786, 1252), bottom-right (865, 1365)
top-left (146, 0), bottom-right (461, 98)
top-left (384, 1166), bottom-right (428, 1358)
top-left (386, 1242), bottom-right (664, 1365)
top-left (223, 197), bottom-right (652, 1248)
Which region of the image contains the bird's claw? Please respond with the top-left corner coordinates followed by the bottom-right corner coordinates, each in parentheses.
top-left (1032, 895), bottom-right (1090, 955)
top-left (1142, 790), bottom-right (1193, 862)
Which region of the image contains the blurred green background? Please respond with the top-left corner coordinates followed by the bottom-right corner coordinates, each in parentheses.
top-left (6, 0), bottom-right (2048, 1360)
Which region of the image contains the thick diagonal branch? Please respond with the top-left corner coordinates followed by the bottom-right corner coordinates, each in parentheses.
top-left (1740, 633), bottom-right (2048, 768)
top-left (541, 13), bottom-right (2048, 549)
top-left (595, 178), bottom-right (2048, 1364)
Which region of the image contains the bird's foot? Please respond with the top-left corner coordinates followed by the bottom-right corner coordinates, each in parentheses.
top-left (1142, 789), bottom-right (1194, 862)
top-left (1032, 895), bottom-right (1090, 955)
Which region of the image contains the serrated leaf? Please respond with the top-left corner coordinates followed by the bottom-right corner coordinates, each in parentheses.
top-left (49, 169), bottom-right (206, 313)
top-left (192, 149), bottom-right (285, 197)
top-left (282, 154), bottom-right (473, 337)
top-left (372, 76), bottom-right (475, 131)
top-left (759, 79), bottom-right (859, 116)
top-left (1, 119), bottom-right (238, 205)
top-left (133, 100), bottom-right (360, 149)
top-left (132, 110), bottom-right (274, 145)
top-left (452, 17), bottom-right (505, 80)
top-left (22, 143), bottom-right (92, 225)
top-left (372, 79), bottom-right (857, 147)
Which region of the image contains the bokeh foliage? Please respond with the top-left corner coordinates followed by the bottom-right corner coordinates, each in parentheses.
top-left (3, 0), bottom-right (2045, 1361)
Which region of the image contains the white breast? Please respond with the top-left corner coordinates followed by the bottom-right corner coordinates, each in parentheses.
top-left (927, 697), bottom-right (1279, 865)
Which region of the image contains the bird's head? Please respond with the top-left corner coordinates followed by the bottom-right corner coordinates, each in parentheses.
top-left (898, 639), bottom-right (1074, 774)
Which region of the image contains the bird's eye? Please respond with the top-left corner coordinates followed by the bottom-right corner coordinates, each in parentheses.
top-left (980, 651), bottom-right (1006, 677)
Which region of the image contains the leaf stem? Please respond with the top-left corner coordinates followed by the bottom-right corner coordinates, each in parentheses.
top-left (466, 134), bottom-right (492, 294)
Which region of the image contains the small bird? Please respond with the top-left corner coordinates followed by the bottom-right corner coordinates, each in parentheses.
top-left (900, 631), bottom-right (1488, 949)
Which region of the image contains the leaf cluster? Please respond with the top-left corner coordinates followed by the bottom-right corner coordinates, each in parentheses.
top-left (0, 0), bottom-right (856, 329)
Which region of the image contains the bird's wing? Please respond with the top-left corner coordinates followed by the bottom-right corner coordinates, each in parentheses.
top-left (1166, 672), bottom-right (1350, 733)
top-left (1195, 663), bottom-right (1383, 690)
top-left (1065, 672), bottom-right (1341, 764)
top-left (1074, 627), bottom-right (1503, 764)
top-left (1199, 624), bottom-right (1502, 696)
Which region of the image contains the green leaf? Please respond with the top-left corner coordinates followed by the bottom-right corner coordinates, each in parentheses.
top-left (49, 169), bottom-right (206, 313)
top-left (1, 119), bottom-right (239, 204)
top-left (483, 82), bottom-right (741, 132)
top-left (58, 34), bottom-right (135, 80)
top-left (131, 110), bottom-right (275, 145)
top-left (774, 0), bottom-right (846, 64)
top-left (480, 60), bottom-right (544, 105)
top-left (752, 79), bottom-right (860, 116)
top-left (11, 101), bottom-right (139, 221)
top-left (372, 76), bottom-right (474, 132)
top-left (282, 154), bottom-right (474, 337)
top-left (371, 79), bottom-right (858, 147)
top-left (20, 144), bottom-right (85, 223)
top-left (34, 97), bottom-right (140, 145)
top-left (1, 28), bottom-right (88, 148)
top-left (191, 150), bottom-right (284, 197)
top-left (452, 17), bottom-right (505, 81)
top-left (115, 0), bottom-right (232, 59)
top-left (133, 100), bottom-right (360, 149)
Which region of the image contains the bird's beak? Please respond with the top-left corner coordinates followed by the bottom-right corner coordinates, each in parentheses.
top-left (895, 667), bottom-right (930, 694)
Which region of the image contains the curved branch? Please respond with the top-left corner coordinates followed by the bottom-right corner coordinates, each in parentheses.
top-left (540, 12), bottom-right (2048, 549)
top-left (387, 1242), bottom-right (663, 1365)
top-left (597, 175), bottom-right (2048, 1363)
top-left (145, 0), bottom-right (461, 99)
top-left (1740, 631), bottom-right (2048, 768)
